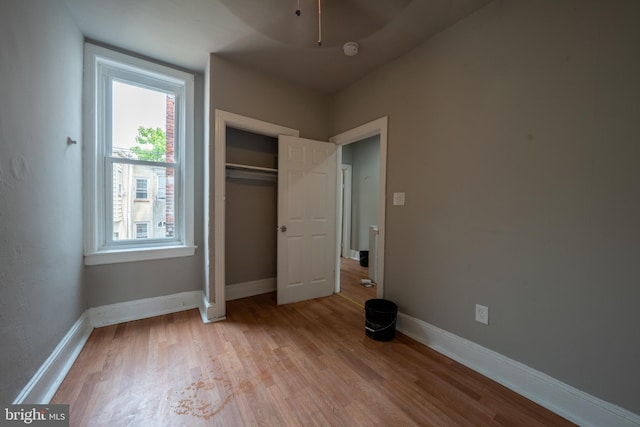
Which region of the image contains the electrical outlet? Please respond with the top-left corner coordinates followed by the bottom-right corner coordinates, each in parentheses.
top-left (475, 304), bottom-right (489, 325)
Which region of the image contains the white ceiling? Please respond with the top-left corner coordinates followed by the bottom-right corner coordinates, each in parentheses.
top-left (64, 0), bottom-right (490, 94)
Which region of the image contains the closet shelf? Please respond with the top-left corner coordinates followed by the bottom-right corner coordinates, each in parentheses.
top-left (225, 163), bottom-right (277, 182)
top-left (225, 162), bottom-right (277, 173)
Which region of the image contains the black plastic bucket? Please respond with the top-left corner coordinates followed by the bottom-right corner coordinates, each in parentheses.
top-left (359, 250), bottom-right (369, 267)
top-left (365, 299), bottom-right (397, 341)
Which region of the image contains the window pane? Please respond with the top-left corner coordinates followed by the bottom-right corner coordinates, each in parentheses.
top-left (112, 163), bottom-right (175, 240)
top-left (111, 81), bottom-right (175, 163)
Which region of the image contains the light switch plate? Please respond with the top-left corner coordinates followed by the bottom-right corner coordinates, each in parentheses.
top-left (393, 192), bottom-right (405, 206)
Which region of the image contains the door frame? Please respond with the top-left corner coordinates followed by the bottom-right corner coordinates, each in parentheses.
top-left (330, 116), bottom-right (388, 299)
top-left (206, 110), bottom-right (298, 321)
top-left (340, 164), bottom-right (353, 260)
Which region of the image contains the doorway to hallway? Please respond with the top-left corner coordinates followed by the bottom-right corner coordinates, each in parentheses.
top-left (333, 116), bottom-right (388, 301)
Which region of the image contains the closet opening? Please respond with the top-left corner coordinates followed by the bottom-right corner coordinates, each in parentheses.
top-left (224, 127), bottom-right (278, 301)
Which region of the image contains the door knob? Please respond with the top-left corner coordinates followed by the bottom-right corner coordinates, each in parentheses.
top-left (278, 225), bottom-right (287, 232)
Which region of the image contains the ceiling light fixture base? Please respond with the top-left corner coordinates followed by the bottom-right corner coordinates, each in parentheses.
top-left (343, 42), bottom-right (359, 57)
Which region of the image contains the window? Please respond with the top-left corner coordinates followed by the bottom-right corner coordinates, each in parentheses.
top-left (83, 43), bottom-right (195, 265)
top-left (156, 174), bottom-right (166, 200)
top-left (135, 178), bottom-right (149, 200)
top-left (135, 223), bottom-right (149, 239)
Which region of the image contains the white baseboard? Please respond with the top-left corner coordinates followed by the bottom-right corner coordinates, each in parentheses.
top-left (226, 277), bottom-right (276, 301)
top-left (396, 312), bottom-right (640, 427)
top-left (89, 290), bottom-right (202, 327)
top-left (13, 311), bottom-right (93, 404)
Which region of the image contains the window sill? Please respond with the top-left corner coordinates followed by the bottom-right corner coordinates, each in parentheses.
top-left (84, 245), bottom-right (197, 266)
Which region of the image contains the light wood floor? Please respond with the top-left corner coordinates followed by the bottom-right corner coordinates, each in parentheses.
top-left (52, 290), bottom-right (574, 426)
top-left (338, 257), bottom-right (376, 306)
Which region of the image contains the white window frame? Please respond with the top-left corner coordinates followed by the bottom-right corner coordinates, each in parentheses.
top-left (83, 43), bottom-right (196, 265)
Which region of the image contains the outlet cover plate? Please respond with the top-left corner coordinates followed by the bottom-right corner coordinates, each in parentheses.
top-left (475, 304), bottom-right (489, 325)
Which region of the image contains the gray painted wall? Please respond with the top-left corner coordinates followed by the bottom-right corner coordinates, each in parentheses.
top-left (0, 0), bottom-right (85, 402)
top-left (341, 144), bottom-right (353, 165)
top-left (330, 0), bottom-right (640, 414)
top-left (350, 136), bottom-right (380, 251)
top-left (209, 56), bottom-right (330, 142)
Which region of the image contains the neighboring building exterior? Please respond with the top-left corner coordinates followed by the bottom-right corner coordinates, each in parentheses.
top-left (112, 161), bottom-right (168, 240)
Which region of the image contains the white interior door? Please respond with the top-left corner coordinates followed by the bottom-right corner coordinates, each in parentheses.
top-left (277, 135), bottom-right (337, 305)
